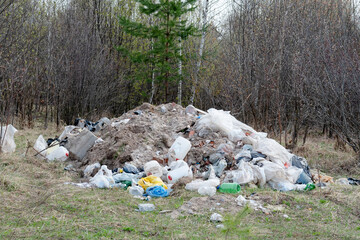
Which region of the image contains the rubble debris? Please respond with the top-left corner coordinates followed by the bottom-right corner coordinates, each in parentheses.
top-left (235, 195), bottom-right (268, 213)
top-left (210, 213), bottom-right (223, 222)
top-left (64, 129), bottom-right (97, 161)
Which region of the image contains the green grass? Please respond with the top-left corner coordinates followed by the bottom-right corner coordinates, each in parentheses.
top-left (0, 126), bottom-right (360, 239)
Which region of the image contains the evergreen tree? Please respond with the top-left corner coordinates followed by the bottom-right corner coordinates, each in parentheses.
top-left (118, 0), bottom-right (198, 103)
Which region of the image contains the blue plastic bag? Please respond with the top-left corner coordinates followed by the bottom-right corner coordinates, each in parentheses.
top-left (145, 186), bottom-right (169, 197)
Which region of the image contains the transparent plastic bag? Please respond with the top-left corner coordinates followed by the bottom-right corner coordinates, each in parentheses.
top-left (0, 125), bottom-right (17, 153)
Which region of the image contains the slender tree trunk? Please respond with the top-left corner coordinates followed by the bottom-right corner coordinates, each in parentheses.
top-left (178, 35), bottom-right (182, 105)
top-left (190, 0), bottom-right (208, 104)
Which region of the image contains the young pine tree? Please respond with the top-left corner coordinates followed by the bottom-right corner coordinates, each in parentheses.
top-left (118, 0), bottom-right (198, 103)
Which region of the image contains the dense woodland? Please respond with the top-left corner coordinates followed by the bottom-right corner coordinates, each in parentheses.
top-left (1, 0), bottom-right (360, 155)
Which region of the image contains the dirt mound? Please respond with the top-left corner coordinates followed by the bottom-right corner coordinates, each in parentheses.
top-left (82, 103), bottom-right (204, 169)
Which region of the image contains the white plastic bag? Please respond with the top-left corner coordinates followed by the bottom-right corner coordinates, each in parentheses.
top-left (0, 124), bottom-right (17, 153)
top-left (34, 135), bottom-right (48, 158)
top-left (258, 160), bottom-right (287, 182)
top-left (90, 165), bottom-right (114, 188)
top-left (129, 186), bottom-right (145, 196)
top-left (225, 161), bottom-right (255, 184)
top-left (268, 180), bottom-right (296, 192)
top-left (198, 186), bottom-right (217, 196)
top-left (84, 162), bottom-right (101, 178)
top-left (285, 166), bottom-right (303, 184)
top-left (185, 178), bottom-right (220, 191)
top-left (195, 108), bottom-right (262, 142)
top-left (245, 136), bottom-right (293, 166)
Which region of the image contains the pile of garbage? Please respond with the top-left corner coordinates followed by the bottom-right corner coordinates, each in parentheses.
top-left (33, 103), bottom-right (360, 195)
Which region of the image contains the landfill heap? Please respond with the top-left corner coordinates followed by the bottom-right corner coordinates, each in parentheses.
top-left (34, 102), bottom-right (319, 193)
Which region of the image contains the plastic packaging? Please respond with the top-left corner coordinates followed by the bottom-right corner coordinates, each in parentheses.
top-left (0, 124), bottom-right (17, 153)
top-left (291, 155), bottom-right (311, 178)
top-left (244, 135), bottom-right (293, 166)
top-left (213, 159), bottom-right (227, 177)
top-left (218, 183), bottom-right (241, 193)
top-left (123, 163), bottom-right (139, 174)
top-left (268, 180), bottom-right (296, 192)
top-left (198, 186), bottom-right (217, 196)
top-left (144, 160), bottom-right (163, 177)
top-left (113, 172), bottom-right (142, 183)
top-left (185, 178), bottom-right (220, 191)
top-left (34, 135), bottom-right (48, 158)
top-left (90, 165), bottom-right (115, 188)
top-left (145, 186), bottom-right (169, 197)
top-left (168, 136), bottom-right (191, 162)
top-left (129, 186), bottom-right (145, 196)
top-left (84, 162), bottom-right (101, 178)
top-left (226, 161), bottom-right (255, 184)
top-left (138, 175), bottom-right (168, 190)
top-left (167, 160), bottom-right (192, 184)
top-left (296, 171), bottom-right (312, 184)
top-left (203, 165), bottom-right (217, 180)
top-left (138, 204), bottom-right (155, 212)
top-left (285, 166), bottom-right (303, 184)
top-left (209, 152), bottom-right (225, 164)
top-left (195, 108), bottom-right (260, 142)
top-left (46, 146), bottom-right (69, 161)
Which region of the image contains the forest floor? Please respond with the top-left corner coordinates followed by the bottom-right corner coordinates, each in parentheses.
top-left (1, 122), bottom-right (360, 239)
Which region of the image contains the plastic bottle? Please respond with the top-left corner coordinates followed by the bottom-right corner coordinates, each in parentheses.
top-left (168, 136), bottom-right (191, 162)
top-left (167, 160), bottom-right (192, 184)
top-left (304, 183), bottom-right (316, 191)
top-left (46, 146), bottom-right (69, 161)
top-left (144, 160), bottom-right (163, 177)
top-left (217, 183), bottom-right (241, 193)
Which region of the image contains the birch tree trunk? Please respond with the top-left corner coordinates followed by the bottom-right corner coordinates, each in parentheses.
top-left (177, 20), bottom-right (182, 105)
top-left (190, 0), bottom-right (208, 104)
